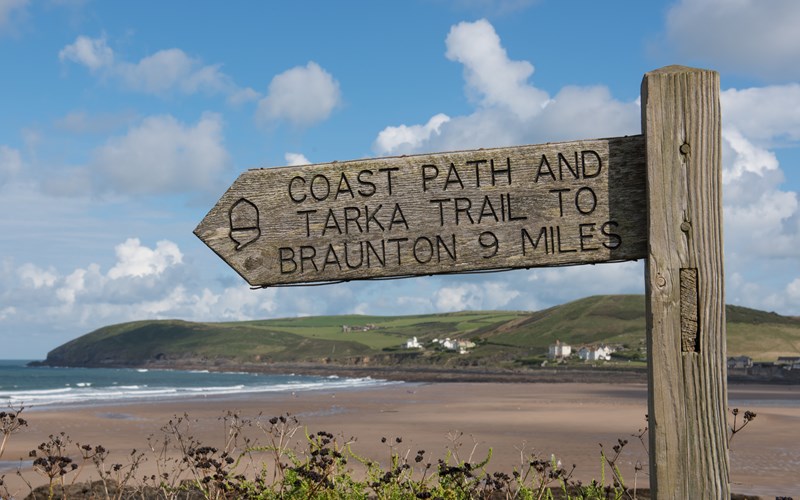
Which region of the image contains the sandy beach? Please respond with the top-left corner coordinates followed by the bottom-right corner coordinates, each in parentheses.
top-left (1, 382), bottom-right (798, 498)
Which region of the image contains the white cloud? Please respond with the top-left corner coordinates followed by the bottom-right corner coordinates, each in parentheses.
top-left (530, 262), bottom-right (643, 297)
top-left (18, 263), bottom-right (57, 288)
top-left (58, 35), bottom-right (114, 71)
top-left (256, 61), bottom-right (341, 127)
top-left (0, 238), bottom-right (282, 350)
top-left (434, 281), bottom-right (520, 312)
top-left (665, 0), bottom-right (800, 80)
top-left (284, 152), bottom-right (310, 166)
top-left (116, 48), bottom-right (233, 95)
top-left (720, 85), bottom-right (800, 262)
top-left (531, 85), bottom-right (639, 141)
top-left (722, 132), bottom-right (798, 259)
top-left (0, 0), bottom-right (27, 33)
top-left (351, 302), bottom-right (370, 315)
top-left (58, 35), bottom-right (245, 98)
top-left (0, 306), bottom-right (15, 320)
top-left (435, 284), bottom-right (479, 312)
top-left (721, 85), bottom-right (800, 144)
top-left (56, 266), bottom-right (89, 306)
top-left (715, 84), bottom-right (800, 313)
top-left (374, 19), bottom-right (639, 154)
top-left (722, 128), bottom-right (779, 181)
top-left (788, 278), bottom-right (800, 303)
top-left (107, 238), bottom-right (183, 279)
top-left (0, 145), bottom-right (23, 185)
top-left (727, 272), bottom-right (800, 316)
top-left (445, 19), bottom-right (549, 120)
top-left (54, 110), bottom-right (138, 134)
top-left (92, 113), bottom-right (230, 194)
top-left (374, 113), bottom-right (450, 155)
top-left (181, 285), bottom-right (277, 321)
top-left (228, 87), bottom-right (261, 105)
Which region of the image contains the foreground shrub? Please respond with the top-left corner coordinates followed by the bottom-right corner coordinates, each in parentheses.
top-left (0, 407), bottom-right (762, 500)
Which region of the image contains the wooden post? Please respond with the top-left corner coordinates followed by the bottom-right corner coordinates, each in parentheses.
top-left (642, 66), bottom-right (728, 498)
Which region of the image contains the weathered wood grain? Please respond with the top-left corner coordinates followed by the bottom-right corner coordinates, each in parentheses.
top-left (642, 66), bottom-right (728, 498)
top-left (195, 137), bottom-right (647, 286)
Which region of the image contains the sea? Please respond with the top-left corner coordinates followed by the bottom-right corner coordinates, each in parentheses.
top-left (0, 359), bottom-right (401, 408)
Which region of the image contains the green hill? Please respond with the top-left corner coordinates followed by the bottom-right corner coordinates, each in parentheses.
top-left (39, 295), bottom-right (800, 369)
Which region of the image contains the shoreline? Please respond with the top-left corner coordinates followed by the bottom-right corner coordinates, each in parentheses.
top-left (26, 359), bottom-right (800, 385)
top-left (1, 381), bottom-right (797, 499)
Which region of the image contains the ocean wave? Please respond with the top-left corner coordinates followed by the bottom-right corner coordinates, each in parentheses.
top-left (0, 373), bottom-right (401, 407)
top-left (0, 387), bottom-right (72, 397)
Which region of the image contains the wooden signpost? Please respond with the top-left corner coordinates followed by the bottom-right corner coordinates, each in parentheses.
top-left (196, 66), bottom-right (728, 498)
top-left (195, 137), bottom-right (647, 286)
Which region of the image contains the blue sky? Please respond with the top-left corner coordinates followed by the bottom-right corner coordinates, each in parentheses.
top-left (1, 0), bottom-right (799, 359)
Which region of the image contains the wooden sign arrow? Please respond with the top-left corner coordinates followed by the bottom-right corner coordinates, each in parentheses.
top-left (194, 135), bottom-right (647, 287)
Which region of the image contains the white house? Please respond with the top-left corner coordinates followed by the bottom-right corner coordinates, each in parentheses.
top-left (434, 338), bottom-right (476, 354)
top-left (727, 356), bottom-right (753, 369)
top-left (442, 338), bottom-right (457, 350)
top-left (456, 340), bottom-right (476, 354)
top-left (777, 356), bottom-right (800, 369)
top-left (578, 345), bottom-right (614, 361)
top-left (405, 337), bottom-right (422, 349)
top-left (548, 340), bottom-right (572, 360)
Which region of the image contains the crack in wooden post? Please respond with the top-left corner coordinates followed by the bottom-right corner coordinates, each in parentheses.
top-left (680, 268), bottom-right (699, 353)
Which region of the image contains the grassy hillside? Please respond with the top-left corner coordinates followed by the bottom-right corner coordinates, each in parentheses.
top-left (41, 295), bottom-right (800, 368)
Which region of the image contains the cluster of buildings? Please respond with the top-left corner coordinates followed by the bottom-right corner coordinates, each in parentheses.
top-left (727, 355), bottom-right (800, 370)
top-left (548, 340), bottom-right (617, 362)
top-left (404, 336), bottom-right (476, 354)
top-left (398, 332), bottom-right (800, 370)
top-left (402, 336), bottom-right (622, 359)
top-left (341, 324), bottom-right (378, 333)
top-left (727, 355), bottom-right (800, 382)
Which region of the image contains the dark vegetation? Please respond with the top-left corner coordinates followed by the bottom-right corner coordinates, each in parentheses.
top-left (1, 407), bottom-right (762, 500)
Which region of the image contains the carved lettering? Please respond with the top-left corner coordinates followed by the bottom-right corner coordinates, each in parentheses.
top-left (288, 168), bottom-right (397, 203)
top-left (420, 157), bottom-right (513, 191)
top-left (198, 136), bottom-right (648, 286)
top-left (336, 173), bottom-right (354, 199)
top-left (575, 187), bottom-right (597, 215)
top-left (357, 170), bottom-right (376, 196)
top-left (310, 174), bottom-right (330, 201)
top-left (521, 221), bottom-right (623, 256)
top-left (479, 231), bottom-right (499, 258)
top-left (298, 203), bottom-right (408, 236)
top-left (444, 163), bottom-right (464, 190)
top-left (581, 150), bottom-right (602, 178)
top-left (579, 223), bottom-right (600, 251)
top-left (601, 221), bottom-right (622, 249)
top-left (535, 155), bottom-right (556, 183)
top-left (430, 193), bottom-right (526, 226)
top-left (277, 234), bottom-right (457, 274)
top-left (534, 150), bottom-right (604, 182)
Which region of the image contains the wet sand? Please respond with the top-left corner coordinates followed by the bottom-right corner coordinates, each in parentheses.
top-left (1, 382), bottom-right (797, 498)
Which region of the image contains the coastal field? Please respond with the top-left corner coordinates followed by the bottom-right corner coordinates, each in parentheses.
top-left (37, 296), bottom-right (800, 375)
top-left (1, 382), bottom-right (798, 498)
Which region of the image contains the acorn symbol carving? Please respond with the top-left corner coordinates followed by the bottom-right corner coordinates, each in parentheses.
top-left (229, 198), bottom-right (261, 250)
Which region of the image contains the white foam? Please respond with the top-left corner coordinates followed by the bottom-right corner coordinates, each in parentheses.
top-left (1, 374), bottom-right (401, 407)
